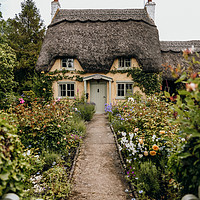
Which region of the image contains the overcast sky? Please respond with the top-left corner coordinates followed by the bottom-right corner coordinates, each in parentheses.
top-left (0, 0), bottom-right (200, 41)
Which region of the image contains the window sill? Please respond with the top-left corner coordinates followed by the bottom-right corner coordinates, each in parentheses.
top-left (117, 67), bottom-right (132, 70)
top-left (57, 96), bottom-right (75, 100)
top-left (59, 68), bottom-right (75, 71)
top-left (115, 96), bottom-right (126, 100)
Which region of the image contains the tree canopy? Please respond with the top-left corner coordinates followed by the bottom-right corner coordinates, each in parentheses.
top-left (6, 0), bottom-right (46, 93)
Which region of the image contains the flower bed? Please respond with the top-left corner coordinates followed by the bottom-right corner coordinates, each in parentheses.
top-left (1, 98), bottom-right (95, 199)
top-left (106, 94), bottom-right (184, 199)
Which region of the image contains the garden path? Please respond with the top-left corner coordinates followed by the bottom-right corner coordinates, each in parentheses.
top-left (70, 114), bottom-right (133, 200)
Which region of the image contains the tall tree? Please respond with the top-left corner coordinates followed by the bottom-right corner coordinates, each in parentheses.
top-left (7, 0), bottom-right (45, 93)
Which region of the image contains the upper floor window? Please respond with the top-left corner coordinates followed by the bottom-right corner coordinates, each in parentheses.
top-left (118, 57), bottom-right (131, 68)
top-left (61, 58), bottom-right (74, 69)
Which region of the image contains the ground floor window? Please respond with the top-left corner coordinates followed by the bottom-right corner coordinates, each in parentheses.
top-left (58, 82), bottom-right (75, 98)
top-left (117, 82), bottom-right (133, 97)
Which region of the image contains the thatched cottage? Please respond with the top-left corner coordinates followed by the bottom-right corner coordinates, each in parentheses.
top-left (36, 0), bottom-right (200, 113)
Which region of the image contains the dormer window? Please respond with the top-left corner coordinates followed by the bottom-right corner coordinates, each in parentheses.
top-left (118, 57), bottom-right (131, 68)
top-left (61, 58), bottom-right (74, 69)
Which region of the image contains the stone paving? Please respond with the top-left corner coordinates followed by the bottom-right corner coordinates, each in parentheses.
top-left (70, 114), bottom-right (133, 200)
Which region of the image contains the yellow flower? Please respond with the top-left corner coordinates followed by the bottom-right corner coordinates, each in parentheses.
top-left (144, 151), bottom-right (148, 156)
top-left (159, 130), bottom-right (165, 134)
top-left (150, 151), bottom-right (156, 156)
top-left (139, 138), bottom-right (143, 144)
top-left (41, 71), bottom-right (44, 74)
top-left (152, 144), bottom-right (159, 151)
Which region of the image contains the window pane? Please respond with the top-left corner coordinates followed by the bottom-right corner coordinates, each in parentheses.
top-left (126, 84), bottom-right (133, 96)
top-left (118, 84), bottom-right (125, 96)
top-left (62, 59), bottom-right (67, 67)
top-left (67, 59), bottom-right (73, 68)
top-left (60, 84), bottom-right (66, 97)
top-left (66, 83), bottom-right (75, 97)
top-left (67, 84), bottom-right (70, 90)
top-left (119, 58), bottom-right (125, 67)
top-left (125, 58), bottom-right (131, 67)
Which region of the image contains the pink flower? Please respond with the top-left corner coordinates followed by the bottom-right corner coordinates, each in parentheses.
top-left (19, 98), bottom-right (25, 104)
top-left (57, 124), bottom-right (61, 128)
top-left (134, 128), bottom-right (139, 132)
top-left (186, 83), bottom-right (198, 92)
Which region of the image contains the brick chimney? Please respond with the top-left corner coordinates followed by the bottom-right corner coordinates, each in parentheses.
top-left (145, 0), bottom-right (156, 21)
top-left (51, 0), bottom-right (61, 20)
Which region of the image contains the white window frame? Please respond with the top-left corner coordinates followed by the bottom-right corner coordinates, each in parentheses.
top-left (118, 57), bottom-right (131, 70)
top-left (61, 58), bottom-right (74, 70)
top-left (58, 82), bottom-right (75, 98)
top-left (116, 81), bottom-right (133, 99)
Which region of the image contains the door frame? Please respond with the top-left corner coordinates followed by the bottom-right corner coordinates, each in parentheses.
top-left (83, 74), bottom-right (113, 106)
top-left (90, 80), bottom-right (107, 113)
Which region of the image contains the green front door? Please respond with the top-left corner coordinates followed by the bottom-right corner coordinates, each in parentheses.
top-left (90, 81), bottom-right (107, 114)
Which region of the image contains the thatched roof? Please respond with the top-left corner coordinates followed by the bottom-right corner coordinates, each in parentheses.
top-left (36, 9), bottom-right (162, 73)
top-left (160, 41), bottom-right (200, 80)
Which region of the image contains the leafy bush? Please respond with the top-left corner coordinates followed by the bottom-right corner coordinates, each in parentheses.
top-left (13, 99), bottom-right (84, 155)
top-left (24, 165), bottom-right (71, 200)
top-left (75, 102), bottom-right (95, 121)
top-left (134, 161), bottom-right (160, 199)
top-left (167, 52), bottom-right (200, 196)
top-left (0, 114), bottom-right (29, 196)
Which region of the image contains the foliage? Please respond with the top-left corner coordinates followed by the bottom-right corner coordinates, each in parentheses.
top-left (107, 94), bottom-right (182, 199)
top-left (128, 68), bottom-right (162, 95)
top-left (134, 161), bottom-right (160, 199)
top-left (0, 113), bottom-right (30, 196)
top-left (32, 72), bottom-right (54, 101)
top-left (74, 102), bottom-right (96, 121)
top-left (6, 0), bottom-right (45, 94)
top-left (0, 43), bottom-right (17, 109)
top-left (13, 99), bottom-right (84, 155)
top-left (167, 52), bottom-right (200, 196)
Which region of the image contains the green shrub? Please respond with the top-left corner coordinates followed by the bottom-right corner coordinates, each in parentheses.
top-left (135, 161), bottom-right (160, 199)
top-left (167, 52), bottom-right (200, 197)
top-left (75, 103), bottom-right (95, 121)
top-left (40, 166), bottom-right (71, 199)
top-left (0, 115), bottom-right (29, 196)
top-left (13, 99), bottom-right (83, 155)
top-left (42, 152), bottom-right (62, 171)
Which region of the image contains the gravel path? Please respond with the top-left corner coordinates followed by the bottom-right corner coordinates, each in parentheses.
top-left (70, 114), bottom-right (133, 200)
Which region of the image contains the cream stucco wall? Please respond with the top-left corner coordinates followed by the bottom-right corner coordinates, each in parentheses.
top-left (49, 58), bottom-right (145, 103)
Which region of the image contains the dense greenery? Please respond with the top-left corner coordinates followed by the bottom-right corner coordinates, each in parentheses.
top-left (0, 114), bottom-right (30, 196)
top-left (0, 43), bottom-right (17, 109)
top-left (167, 52), bottom-right (200, 197)
top-left (0, 0), bottom-right (46, 105)
top-left (6, 0), bottom-right (45, 93)
top-left (0, 97), bottom-right (96, 199)
top-left (128, 68), bottom-right (162, 95)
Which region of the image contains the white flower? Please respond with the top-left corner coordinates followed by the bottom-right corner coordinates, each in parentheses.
top-left (75, 108), bottom-right (78, 111)
top-left (129, 132), bottom-right (134, 140)
top-left (128, 97), bottom-right (135, 102)
top-left (139, 154), bottom-right (143, 158)
top-left (122, 132), bottom-right (126, 137)
top-left (118, 145), bottom-right (122, 151)
top-left (181, 138), bottom-right (186, 142)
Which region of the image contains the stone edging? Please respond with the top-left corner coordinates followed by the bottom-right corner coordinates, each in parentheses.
top-left (68, 143), bottom-right (80, 182)
top-left (110, 124), bottom-right (138, 199)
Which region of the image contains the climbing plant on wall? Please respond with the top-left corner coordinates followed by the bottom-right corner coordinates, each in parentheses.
top-left (128, 68), bottom-right (162, 95)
